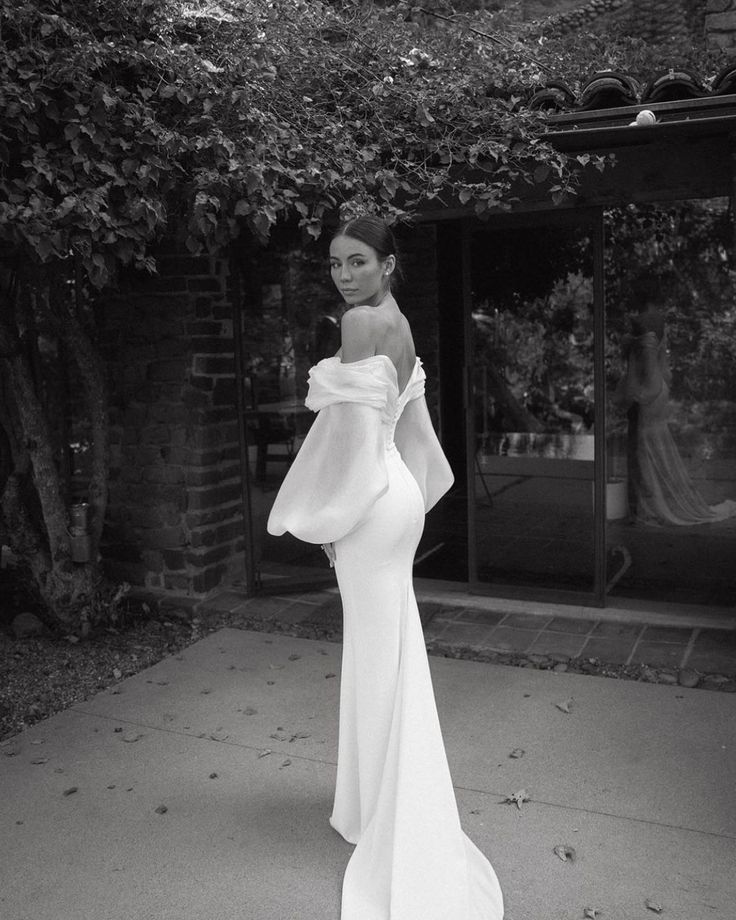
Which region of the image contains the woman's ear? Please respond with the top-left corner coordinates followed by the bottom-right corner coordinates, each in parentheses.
top-left (383, 255), bottom-right (396, 277)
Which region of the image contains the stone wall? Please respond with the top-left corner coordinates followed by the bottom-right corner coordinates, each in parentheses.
top-left (706, 0), bottom-right (736, 48)
top-left (102, 244), bottom-right (244, 596)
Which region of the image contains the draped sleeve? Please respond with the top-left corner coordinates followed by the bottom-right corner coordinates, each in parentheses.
top-left (393, 366), bottom-right (454, 512)
top-left (266, 358), bottom-right (391, 544)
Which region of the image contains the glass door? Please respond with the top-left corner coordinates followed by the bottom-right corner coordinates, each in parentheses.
top-left (467, 213), bottom-right (602, 600)
top-left (604, 198), bottom-right (736, 608)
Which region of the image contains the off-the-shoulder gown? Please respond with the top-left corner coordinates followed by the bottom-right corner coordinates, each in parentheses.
top-left (268, 353), bottom-right (504, 920)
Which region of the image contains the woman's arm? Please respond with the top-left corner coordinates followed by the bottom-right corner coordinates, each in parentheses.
top-left (340, 307), bottom-right (376, 363)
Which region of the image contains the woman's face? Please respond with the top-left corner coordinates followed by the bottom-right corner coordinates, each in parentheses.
top-left (329, 234), bottom-right (394, 307)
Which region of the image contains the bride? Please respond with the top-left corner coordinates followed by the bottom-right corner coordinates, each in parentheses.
top-left (618, 297), bottom-right (736, 527)
top-left (268, 215), bottom-right (504, 919)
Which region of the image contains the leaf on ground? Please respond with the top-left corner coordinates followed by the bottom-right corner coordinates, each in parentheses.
top-left (200, 688), bottom-right (211, 694)
top-left (555, 698), bottom-right (574, 713)
top-left (553, 844), bottom-right (576, 862)
top-left (504, 789), bottom-right (531, 810)
top-left (122, 731), bottom-right (142, 743)
top-left (257, 749), bottom-right (272, 759)
top-left (30, 757), bottom-right (49, 765)
top-left (209, 772), bottom-right (218, 779)
top-left (509, 748), bottom-right (525, 759)
top-left (244, 707), bottom-right (258, 716)
top-left (288, 654), bottom-right (301, 661)
top-left (269, 664), bottom-right (284, 670)
top-left (325, 673), bottom-right (336, 679)
top-left (112, 667), bottom-right (122, 679)
top-left (154, 804), bottom-right (168, 814)
top-left (270, 732), bottom-right (288, 742)
top-left (210, 730), bottom-right (229, 742)
top-left (62, 786), bottom-right (78, 796)
top-left (583, 909), bottom-right (602, 919)
top-left (280, 759), bottom-right (292, 769)
top-left (645, 899), bottom-right (664, 913)
top-left (289, 731), bottom-right (311, 742)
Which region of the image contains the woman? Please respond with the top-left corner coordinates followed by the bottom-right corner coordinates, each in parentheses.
top-left (268, 216), bottom-right (504, 920)
top-left (618, 296), bottom-right (736, 526)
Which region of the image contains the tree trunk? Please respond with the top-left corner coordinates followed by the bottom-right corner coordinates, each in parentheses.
top-left (62, 305), bottom-right (109, 549)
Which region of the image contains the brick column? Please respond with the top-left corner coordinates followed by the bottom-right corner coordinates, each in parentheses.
top-left (706, 0), bottom-right (736, 48)
top-left (103, 244), bottom-right (244, 596)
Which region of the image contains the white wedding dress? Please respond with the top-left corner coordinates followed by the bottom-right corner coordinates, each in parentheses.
top-left (268, 354), bottom-right (504, 920)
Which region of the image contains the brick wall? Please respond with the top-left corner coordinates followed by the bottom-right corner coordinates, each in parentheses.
top-left (102, 244), bottom-right (244, 596)
top-left (706, 0), bottom-right (736, 47)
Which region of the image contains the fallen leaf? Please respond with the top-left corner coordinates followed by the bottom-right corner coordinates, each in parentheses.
top-left (289, 731), bottom-right (311, 742)
top-left (584, 909), bottom-right (602, 919)
top-left (555, 698), bottom-right (574, 713)
top-left (200, 688), bottom-right (211, 694)
top-left (30, 758), bottom-right (49, 765)
top-left (122, 731), bottom-right (142, 743)
top-left (209, 772), bottom-right (218, 779)
top-left (267, 680), bottom-right (276, 686)
top-left (645, 898), bottom-right (663, 913)
top-left (62, 786), bottom-right (78, 797)
top-left (154, 804), bottom-right (168, 814)
top-left (553, 844), bottom-right (576, 862)
top-left (112, 667), bottom-right (122, 679)
top-left (257, 749), bottom-right (272, 759)
top-left (280, 759), bottom-right (292, 769)
top-left (325, 673), bottom-right (336, 679)
top-left (504, 789), bottom-right (531, 810)
top-left (107, 784), bottom-right (116, 789)
top-left (269, 664), bottom-right (284, 670)
top-left (288, 654), bottom-right (301, 661)
top-left (244, 707), bottom-right (258, 716)
top-left (270, 732), bottom-right (288, 742)
top-left (509, 748), bottom-right (525, 759)
top-left (209, 730), bottom-right (229, 742)
top-left (30, 739), bottom-right (45, 745)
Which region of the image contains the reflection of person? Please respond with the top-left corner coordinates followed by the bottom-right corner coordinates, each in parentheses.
top-left (268, 216), bottom-right (503, 919)
top-left (618, 285), bottom-right (736, 526)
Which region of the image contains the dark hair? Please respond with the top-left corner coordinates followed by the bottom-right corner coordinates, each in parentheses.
top-left (628, 273), bottom-right (664, 310)
top-left (333, 215), bottom-right (403, 281)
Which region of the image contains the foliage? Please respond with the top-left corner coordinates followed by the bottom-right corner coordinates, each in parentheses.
top-left (605, 199), bottom-right (735, 404)
top-left (0, 0), bottom-right (601, 291)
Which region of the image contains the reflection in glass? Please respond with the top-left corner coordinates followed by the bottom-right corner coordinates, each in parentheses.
top-left (605, 199), bottom-right (736, 606)
top-left (238, 245), bottom-right (342, 586)
top-left (469, 223), bottom-right (596, 594)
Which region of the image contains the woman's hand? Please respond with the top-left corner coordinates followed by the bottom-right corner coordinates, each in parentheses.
top-left (321, 542), bottom-right (336, 567)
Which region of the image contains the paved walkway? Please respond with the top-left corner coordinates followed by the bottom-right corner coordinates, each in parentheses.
top-left (195, 579), bottom-right (736, 686)
top-left (2, 625), bottom-right (735, 920)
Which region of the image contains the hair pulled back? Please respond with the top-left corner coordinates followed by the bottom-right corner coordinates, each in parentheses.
top-left (333, 215), bottom-right (402, 280)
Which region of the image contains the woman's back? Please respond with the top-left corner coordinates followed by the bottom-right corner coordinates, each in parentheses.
top-left (341, 297), bottom-right (416, 394)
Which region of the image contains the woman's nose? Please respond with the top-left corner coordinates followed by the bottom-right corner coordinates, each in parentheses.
top-left (340, 265), bottom-right (352, 280)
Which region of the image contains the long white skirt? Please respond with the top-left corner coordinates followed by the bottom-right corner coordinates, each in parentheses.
top-left (330, 445), bottom-right (504, 920)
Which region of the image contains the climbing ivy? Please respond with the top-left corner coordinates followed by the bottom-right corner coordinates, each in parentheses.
top-left (0, 0), bottom-right (604, 289)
